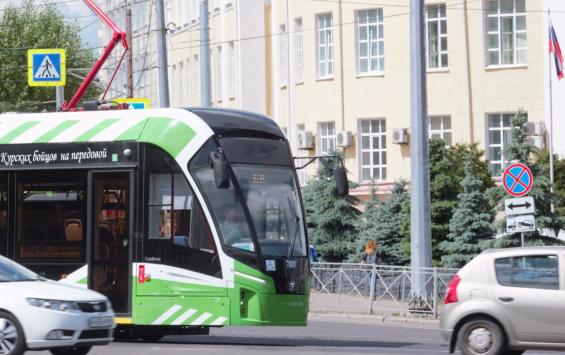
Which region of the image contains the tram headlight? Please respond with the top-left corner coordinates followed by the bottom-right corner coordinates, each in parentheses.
top-left (27, 298), bottom-right (80, 312)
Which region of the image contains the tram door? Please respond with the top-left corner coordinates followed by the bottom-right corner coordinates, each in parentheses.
top-left (89, 172), bottom-right (132, 314)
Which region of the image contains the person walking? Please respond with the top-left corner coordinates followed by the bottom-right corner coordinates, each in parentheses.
top-left (361, 240), bottom-right (380, 298)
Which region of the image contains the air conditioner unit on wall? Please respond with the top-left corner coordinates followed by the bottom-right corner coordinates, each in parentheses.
top-left (392, 128), bottom-right (408, 144)
top-left (527, 136), bottom-right (545, 150)
top-left (526, 121), bottom-right (545, 136)
top-left (297, 131), bottom-right (314, 150)
top-left (336, 131), bottom-right (353, 147)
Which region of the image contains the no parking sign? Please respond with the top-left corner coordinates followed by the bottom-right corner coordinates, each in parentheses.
top-left (503, 163), bottom-right (533, 197)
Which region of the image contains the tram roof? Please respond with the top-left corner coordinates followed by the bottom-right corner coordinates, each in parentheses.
top-left (0, 108), bottom-right (284, 158)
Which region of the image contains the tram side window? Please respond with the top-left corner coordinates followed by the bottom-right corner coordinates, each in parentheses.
top-left (0, 174), bottom-right (7, 257)
top-left (145, 146), bottom-right (220, 277)
top-left (15, 172), bottom-right (86, 263)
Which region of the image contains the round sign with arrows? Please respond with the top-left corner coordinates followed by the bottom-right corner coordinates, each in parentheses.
top-left (503, 163), bottom-right (533, 197)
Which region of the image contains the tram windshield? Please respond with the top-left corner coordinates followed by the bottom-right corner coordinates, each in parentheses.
top-left (231, 164), bottom-right (306, 258)
top-left (190, 139), bottom-right (307, 259)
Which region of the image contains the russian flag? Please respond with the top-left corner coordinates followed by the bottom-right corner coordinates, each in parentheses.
top-left (550, 23), bottom-right (564, 80)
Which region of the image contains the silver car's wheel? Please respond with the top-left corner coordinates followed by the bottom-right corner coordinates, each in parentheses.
top-left (0, 312), bottom-right (24, 355)
top-left (457, 317), bottom-right (505, 355)
top-left (468, 327), bottom-right (493, 352)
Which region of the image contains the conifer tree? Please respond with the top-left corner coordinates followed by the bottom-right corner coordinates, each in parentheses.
top-left (429, 139), bottom-right (493, 263)
top-left (489, 110), bottom-right (565, 245)
top-left (302, 152), bottom-right (359, 262)
top-left (354, 180), bottom-right (381, 261)
top-left (362, 180), bottom-right (410, 265)
top-left (441, 155), bottom-right (494, 268)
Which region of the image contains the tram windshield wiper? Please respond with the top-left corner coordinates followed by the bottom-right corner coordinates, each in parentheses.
top-left (287, 196), bottom-right (300, 259)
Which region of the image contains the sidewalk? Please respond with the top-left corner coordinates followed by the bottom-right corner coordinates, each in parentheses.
top-left (309, 291), bottom-right (441, 326)
top-left (308, 312), bottom-right (440, 326)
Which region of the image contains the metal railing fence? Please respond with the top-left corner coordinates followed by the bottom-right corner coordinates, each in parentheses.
top-left (309, 262), bottom-right (458, 318)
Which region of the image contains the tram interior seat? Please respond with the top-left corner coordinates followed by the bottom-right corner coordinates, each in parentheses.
top-left (64, 219), bottom-right (82, 242)
top-left (174, 235), bottom-right (190, 247)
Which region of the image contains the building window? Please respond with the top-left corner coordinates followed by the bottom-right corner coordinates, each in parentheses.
top-left (280, 24), bottom-right (288, 86)
top-left (295, 18), bottom-right (303, 82)
top-left (316, 13), bottom-right (333, 78)
top-left (216, 45), bottom-right (223, 102)
top-left (297, 124), bottom-right (308, 186)
top-left (228, 41), bottom-right (236, 98)
top-left (360, 119), bottom-right (387, 182)
top-left (192, 54), bottom-right (199, 105)
top-left (171, 64), bottom-right (177, 105)
top-left (426, 4), bottom-right (448, 69)
top-left (178, 61), bottom-right (184, 106)
top-left (356, 9), bottom-right (384, 74)
top-left (487, 113), bottom-right (516, 176)
top-left (485, 0), bottom-right (526, 66)
top-left (318, 122), bottom-right (336, 155)
top-left (429, 116), bottom-right (452, 145)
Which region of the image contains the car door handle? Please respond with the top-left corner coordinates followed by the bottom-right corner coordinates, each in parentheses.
top-left (498, 297), bottom-right (514, 303)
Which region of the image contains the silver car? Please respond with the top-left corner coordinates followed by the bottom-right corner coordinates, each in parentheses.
top-left (440, 247), bottom-right (565, 355)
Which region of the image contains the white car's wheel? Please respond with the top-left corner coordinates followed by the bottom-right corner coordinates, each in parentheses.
top-left (0, 311), bottom-right (25, 355)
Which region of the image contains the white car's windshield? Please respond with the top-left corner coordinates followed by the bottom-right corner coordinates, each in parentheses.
top-left (0, 256), bottom-right (41, 282)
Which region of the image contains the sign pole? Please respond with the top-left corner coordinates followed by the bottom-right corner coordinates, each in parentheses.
top-left (55, 86), bottom-right (64, 112)
top-left (521, 232), bottom-right (524, 247)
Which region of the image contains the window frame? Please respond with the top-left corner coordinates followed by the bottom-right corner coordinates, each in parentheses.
top-left (358, 118), bottom-right (387, 182)
top-left (425, 3), bottom-right (448, 70)
top-left (484, 0), bottom-right (527, 67)
top-left (280, 24), bottom-right (288, 87)
top-left (428, 115), bottom-right (452, 145)
top-left (316, 13), bottom-right (334, 79)
top-left (143, 144), bottom-right (221, 278)
top-left (295, 18), bottom-right (304, 83)
top-left (318, 121), bottom-right (336, 156)
top-left (355, 8), bottom-right (385, 75)
top-left (486, 112), bottom-right (517, 177)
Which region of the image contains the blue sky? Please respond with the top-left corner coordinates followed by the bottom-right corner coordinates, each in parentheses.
top-left (0, 0), bottom-right (102, 48)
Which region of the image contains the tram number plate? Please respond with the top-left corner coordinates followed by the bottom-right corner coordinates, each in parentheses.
top-left (89, 316), bottom-right (113, 328)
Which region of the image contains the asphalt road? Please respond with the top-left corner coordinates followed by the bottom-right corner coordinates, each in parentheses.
top-left (30, 315), bottom-right (563, 355)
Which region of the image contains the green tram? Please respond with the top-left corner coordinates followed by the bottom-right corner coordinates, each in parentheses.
top-left (0, 108), bottom-right (317, 340)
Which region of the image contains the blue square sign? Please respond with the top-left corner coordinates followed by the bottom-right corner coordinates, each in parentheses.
top-left (28, 49), bottom-right (66, 87)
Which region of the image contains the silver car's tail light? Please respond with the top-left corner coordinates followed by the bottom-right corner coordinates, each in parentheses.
top-left (444, 275), bottom-right (461, 304)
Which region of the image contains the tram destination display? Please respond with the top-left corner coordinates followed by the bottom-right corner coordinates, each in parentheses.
top-left (0, 142), bottom-right (137, 168)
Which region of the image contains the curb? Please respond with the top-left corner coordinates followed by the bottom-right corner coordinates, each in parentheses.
top-left (308, 312), bottom-right (440, 326)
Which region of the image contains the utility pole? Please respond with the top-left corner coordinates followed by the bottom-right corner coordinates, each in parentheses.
top-left (155, 0), bottom-right (170, 107)
top-left (200, 0), bottom-right (212, 107)
top-left (410, 0), bottom-right (432, 300)
top-left (126, 7), bottom-right (133, 98)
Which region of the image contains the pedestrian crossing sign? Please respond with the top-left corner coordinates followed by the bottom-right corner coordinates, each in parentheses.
top-left (27, 49), bottom-right (66, 87)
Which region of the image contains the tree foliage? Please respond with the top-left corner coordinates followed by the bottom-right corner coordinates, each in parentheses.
top-left (357, 180), bottom-right (410, 265)
top-left (354, 180), bottom-right (381, 260)
top-left (441, 155), bottom-right (495, 268)
top-left (488, 111), bottom-right (565, 244)
top-left (302, 152), bottom-right (359, 262)
top-left (0, 1), bottom-right (101, 112)
top-left (430, 139), bottom-right (494, 263)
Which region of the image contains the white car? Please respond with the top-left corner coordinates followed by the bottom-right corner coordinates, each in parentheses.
top-left (0, 256), bottom-right (115, 355)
